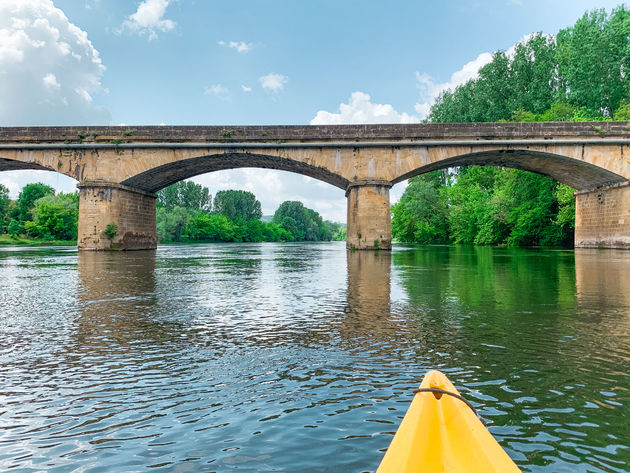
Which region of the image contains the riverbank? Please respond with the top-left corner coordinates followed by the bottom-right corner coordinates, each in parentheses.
top-left (0, 234), bottom-right (76, 246)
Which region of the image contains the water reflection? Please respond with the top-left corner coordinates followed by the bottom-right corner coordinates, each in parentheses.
top-left (0, 243), bottom-right (629, 473)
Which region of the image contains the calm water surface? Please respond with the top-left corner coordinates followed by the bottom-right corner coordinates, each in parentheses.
top-left (0, 243), bottom-right (629, 472)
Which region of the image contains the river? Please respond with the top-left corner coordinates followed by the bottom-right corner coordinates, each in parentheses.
top-left (0, 242), bottom-right (628, 472)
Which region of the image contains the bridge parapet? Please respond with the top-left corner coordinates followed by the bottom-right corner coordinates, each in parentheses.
top-left (3, 122), bottom-right (630, 144)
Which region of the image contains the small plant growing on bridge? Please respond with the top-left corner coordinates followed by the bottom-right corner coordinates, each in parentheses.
top-left (77, 133), bottom-right (86, 143)
top-left (220, 129), bottom-right (234, 138)
top-left (103, 222), bottom-right (118, 240)
top-left (124, 130), bottom-right (133, 136)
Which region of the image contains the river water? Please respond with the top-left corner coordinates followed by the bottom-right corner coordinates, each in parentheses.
top-left (0, 242), bottom-right (628, 472)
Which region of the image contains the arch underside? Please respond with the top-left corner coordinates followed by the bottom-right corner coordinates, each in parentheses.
top-left (121, 153), bottom-right (350, 192)
top-left (392, 150), bottom-right (628, 191)
top-left (0, 157), bottom-right (54, 173)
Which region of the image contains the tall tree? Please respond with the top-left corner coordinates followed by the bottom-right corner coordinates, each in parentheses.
top-left (0, 184), bottom-right (10, 232)
top-left (17, 183), bottom-right (55, 222)
top-left (158, 181), bottom-right (211, 211)
top-left (556, 6), bottom-right (630, 116)
top-left (213, 190), bottom-right (262, 221)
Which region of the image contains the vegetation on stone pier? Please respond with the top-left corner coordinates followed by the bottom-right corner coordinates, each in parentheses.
top-left (393, 6), bottom-right (630, 247)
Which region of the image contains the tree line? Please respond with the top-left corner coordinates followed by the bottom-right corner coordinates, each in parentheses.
top-left (157, 181), bottom-right (346, 243)
top-left (0, 183), bottom-right (78, 241)
top-left (393, 6), bottom-right (630, 247)
top-left (0, 180), bottom-right (346, 244)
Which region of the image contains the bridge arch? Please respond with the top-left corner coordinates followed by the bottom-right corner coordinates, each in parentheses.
top-left (120, 152), bottom-right (350, 193)
top-left (390, 149), bottom-right (628, 191)
top-left (0, 156), bottom-right (59, 174)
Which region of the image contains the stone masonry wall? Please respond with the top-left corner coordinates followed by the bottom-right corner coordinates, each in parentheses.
top-left (78, 183), bottom-right (157, 250)
top-left (346, 185), bottom-right (391, 250)
top-left (575, 183), bottom-right (630, 249)
top-left (2, 121), bottom-right (630, 143)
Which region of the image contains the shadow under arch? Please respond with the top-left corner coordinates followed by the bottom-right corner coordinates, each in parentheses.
top-left (392, 149), bottom-right (627, 190)
top-left (0, 156), bottom-right (59, 173)
top-left (121, 152), bottom-right (351, 193)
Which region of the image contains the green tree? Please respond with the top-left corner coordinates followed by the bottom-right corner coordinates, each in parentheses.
top-left (158, 181), bottom-right (211, 210)
top-left (23, 192), bottom-right (78, 240)
top-left (184, 212), bottom-right (237, 241)
top-left (17, 183), bottom-right (55, 223)
top-left (391, 172), bottom-right (450, 243)
top-left (273, 201), bottom-right (334, 241)
top-left (0, 184), bottom-right (10, 232)
top-left (214, 190), bottom-right (262, 221)
top-left (7, 219), bottom-right (22, 237)
top-left (157, 206), bottom-right (194, 242)
top-left (556, 7), bottom-right (630, 116)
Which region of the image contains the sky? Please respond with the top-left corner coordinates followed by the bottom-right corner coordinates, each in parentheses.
top-left (0, 0), bottom-right (625, 222)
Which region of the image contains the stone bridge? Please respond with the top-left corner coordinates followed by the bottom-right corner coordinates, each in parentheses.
top-left (1, 122), bottom-right (630, 250)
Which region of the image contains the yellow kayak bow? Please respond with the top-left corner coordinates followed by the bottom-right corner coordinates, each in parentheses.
top-left (376, 370), bottom-right (521, 473)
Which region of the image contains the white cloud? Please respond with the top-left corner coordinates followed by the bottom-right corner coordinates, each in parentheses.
top-left (218, 40), bottom-right (254, 53)
top-left (0, 0), bottom-right (110, 126)
top-left (122, 0), bottom-right (175, 40)
top-left (414, 52), bottom-right (493, 118)
top-left (0, 171), bottom-right (78, 199)
top-left (259, 73), bottom-right (288, 93)
top-left (204, 84), bottom-right (229, 99)
top-left (241, 85), bottom-right (252, 92)
top-left (310, 91), bottom-right (419, 125)
top-left (43, 73), bottom-right (60, 89)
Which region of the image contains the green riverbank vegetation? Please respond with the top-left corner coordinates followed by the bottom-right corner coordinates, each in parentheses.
top-left (393, 6), bottom-right (630, 247)
top-left (156, 182), bottom-right (346, 243)
top-left (0, 180), bottom-right (346, 246)
top-left (0, 183), bottom-right (78, 245)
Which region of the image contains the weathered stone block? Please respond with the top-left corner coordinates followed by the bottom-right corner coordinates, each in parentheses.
top-left (346, 183), bottom-right (391, 250)
top-left (575, 183), bottom-right (630, 249)
top-left (78, 182), bottom-right (157, 250)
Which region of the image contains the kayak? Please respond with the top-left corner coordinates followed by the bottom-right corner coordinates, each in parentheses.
top-left (376, 370), bottom-right (521, 473)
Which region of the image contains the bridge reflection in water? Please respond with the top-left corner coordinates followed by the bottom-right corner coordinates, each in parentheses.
top-left (2, 243), bottom-right (629, 472)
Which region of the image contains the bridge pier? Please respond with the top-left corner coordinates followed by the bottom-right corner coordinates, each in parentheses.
top-left (346, 181), bottom-right (392, 250)
top-left (78, 182), bottom-right (157, 250)
top-left (575, 182), bottom-right (630, 249)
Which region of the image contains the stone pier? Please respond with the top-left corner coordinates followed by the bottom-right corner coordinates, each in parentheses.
top-left (346, 181), bottom-right (392, 250)
top-left (78, 182), bottom-right (157, 250)
top-left (575, 183), bottom-right (630, 249)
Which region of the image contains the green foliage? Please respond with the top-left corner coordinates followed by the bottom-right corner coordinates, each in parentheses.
top-left (158, 181), bottom-right (211, 211)
top-left (184, 212), bottom-right (238, 241)
top-left (24, 193), bottom-right (79, 241)
top-left (157, 205), bottom-right (194, 242)
top-left (411, 7), bottom-right (630, 247)
top-left (7, 219), bottom-right (22, 237)
top-left (214, 190), bottom-right (262, 221)
top-left (391, 172), bottom-right (450, 244)
top-left (431, 8), bottom-right (630, 122)
top-left (0, 184), bottom-right (10, 232)
top-left (273, 201), bottom-right (332, 241)
top-left (556, 6), bottom-right (630, 116)
top-left (17, 183), bottom-right (55, 222)
top-left (103, 222), bottom-right (118, 240)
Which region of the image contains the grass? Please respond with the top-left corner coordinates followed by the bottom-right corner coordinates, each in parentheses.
top-left (0, 234), bottom-right (76, 247)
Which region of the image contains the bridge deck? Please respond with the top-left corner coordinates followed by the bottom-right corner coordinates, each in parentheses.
top-left (1, 122), bottom-right (630, 143)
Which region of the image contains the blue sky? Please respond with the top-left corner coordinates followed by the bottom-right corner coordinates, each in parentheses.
top-left (0, 0), bottom-right (625, 221)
